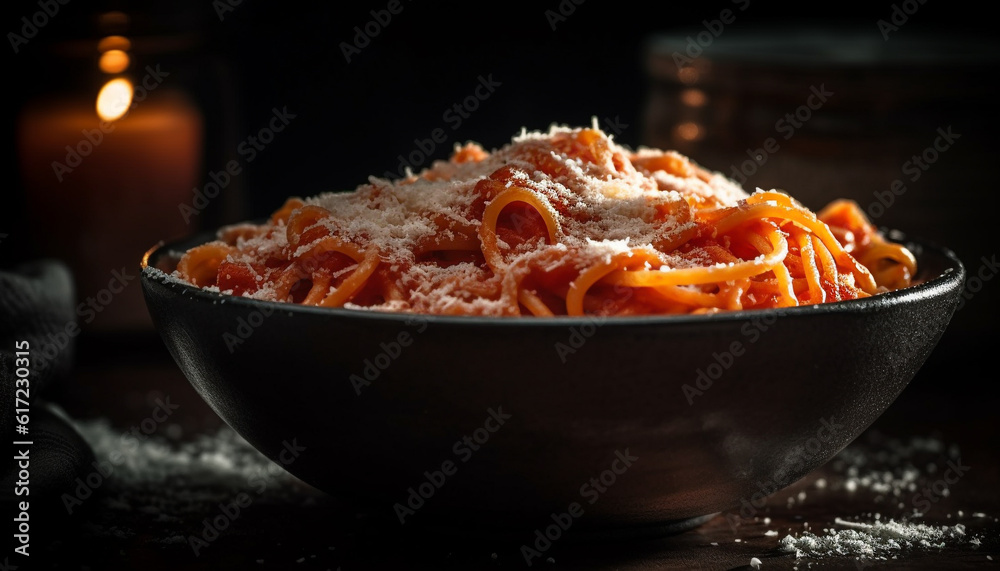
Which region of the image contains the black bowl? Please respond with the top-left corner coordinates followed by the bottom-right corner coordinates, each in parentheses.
top-left (140, 230), bottom-right (964, 535)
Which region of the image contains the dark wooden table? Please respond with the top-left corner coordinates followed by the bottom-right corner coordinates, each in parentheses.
top-left (17, 330), bottom-right (1000, 570)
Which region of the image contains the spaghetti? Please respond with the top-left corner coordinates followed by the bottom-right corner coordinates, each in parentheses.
top-left (174, 125), bottom-right (917, 316)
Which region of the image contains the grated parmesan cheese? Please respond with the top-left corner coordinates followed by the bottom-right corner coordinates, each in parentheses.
top-left (174, 124), bottom-right (749, 315)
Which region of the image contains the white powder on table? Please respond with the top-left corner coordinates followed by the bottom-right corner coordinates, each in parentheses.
top-left (71, 417), bottom-right (300, 489)
top-left (779, 517), bottom-right (975, 560)
top-left (765, 433), bottom-right (994, 564)
top-left (828, 434), bottom-right (958, 504)
top-left (66, 415), bottom-right (313, 543)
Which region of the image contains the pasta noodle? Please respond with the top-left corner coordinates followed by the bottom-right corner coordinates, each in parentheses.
top-left (174, 125), bottom-right (917, 316)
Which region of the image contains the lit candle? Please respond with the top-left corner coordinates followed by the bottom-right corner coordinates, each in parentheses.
top-left (17, 89), bottom-right (203, 331)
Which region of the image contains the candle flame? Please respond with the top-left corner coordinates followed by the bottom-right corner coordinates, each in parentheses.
top-left (99, 49), bottom-right (130, 73)
top-left (96, 78), bottom-right (133, 122)
top-left (97, 35), bottom-right (131, 53)
top-left (681, 88), bottom-right (707, 108)
top-left (674, 122), bottom-right (703, 142)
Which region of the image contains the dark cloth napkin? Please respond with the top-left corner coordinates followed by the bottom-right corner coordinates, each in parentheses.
top-left (1, 260), bottom-right (96, 534)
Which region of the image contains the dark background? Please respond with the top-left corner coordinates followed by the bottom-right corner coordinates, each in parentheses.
top-left (4, 0), bottom-right (998, 402)
top-left (2, 2), bottom-right (999, 567)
